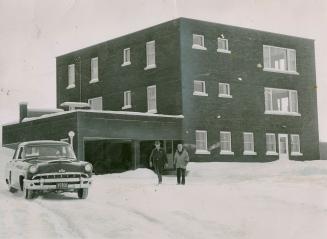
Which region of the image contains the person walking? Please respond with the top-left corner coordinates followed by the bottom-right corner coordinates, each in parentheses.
top-left (149, 141), bottom-right (168, 184)
top-left (173, 144), bottom-right (189, 185)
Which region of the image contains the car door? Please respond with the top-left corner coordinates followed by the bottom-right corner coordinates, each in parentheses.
top-left (6, 148), bottom-right (18, 186)
top-left (12, 147), bottom-right (24, 188)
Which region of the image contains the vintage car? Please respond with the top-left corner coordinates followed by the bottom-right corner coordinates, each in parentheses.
top-left (5, 140), bottom-right (93, 199)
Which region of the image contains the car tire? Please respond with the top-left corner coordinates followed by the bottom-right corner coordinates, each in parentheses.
top-left (23, 183), bottom-right (34, 200)
top-left (8, 173), bottom-right (17, 193)
top-left (77, 188), bottom-right (88, 199)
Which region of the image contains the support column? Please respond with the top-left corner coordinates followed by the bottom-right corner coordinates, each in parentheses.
top-left (77, 135), bottom-right (85, 161)
top-left (131, 140), bottom-right (140, 169)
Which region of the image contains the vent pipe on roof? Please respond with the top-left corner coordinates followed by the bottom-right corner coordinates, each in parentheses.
top-left (19, 102), bottom-right (28, 123)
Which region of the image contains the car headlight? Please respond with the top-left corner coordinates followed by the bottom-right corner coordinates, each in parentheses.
top-left (84, 163), bottom-right (93, 172)
top-left (29, 165), bottom-right (38, 174)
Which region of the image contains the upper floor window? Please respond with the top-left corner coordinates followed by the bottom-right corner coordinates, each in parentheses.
top-left (266, 133), bottom-right (277, 155)
top-left (264, 88), bottom-right (300, 116)
top-left (122, 90), bottom-right (132, 110)
top-left (193, 80), bottom-right (208, 96)
top-left (67, 64), bottom-right (75, 89)
top-left (243, 132), bottom-right (256, 155)
top-left (220, 131), bottom-right (234, 155)
top-left (88, 96), bottom-right (103, 110)
top-left (291, 134), bottom-right (303, 156)
top-left (145, 41), bottom-right (156, 70)
top-left (90, 57), bottom-right (99, 84)
top-left (218, 83), bottom-right (232, 98)
top-left (217, 38), bottom-right (230, 53)
top-left (147, 85), bottom-right (157, 113)
top-left (195, 130), bottom-right (210, 154)
top-left (122, 48), bottom-right (131, 66)
top-left (192, 34), bottom-right (207, 50)
top-left (263, 45), bottom-right (298, 74)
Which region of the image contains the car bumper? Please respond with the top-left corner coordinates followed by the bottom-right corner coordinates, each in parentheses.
top-left (24, 177), bottom-right (92, 190)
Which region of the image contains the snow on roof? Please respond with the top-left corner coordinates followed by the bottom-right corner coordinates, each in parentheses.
top-left (19, 140), bottom-right (69, 147)
top-left (60, 102), bottom-right (90, 108)
top-left (28, 108), bottom-right (64, 113)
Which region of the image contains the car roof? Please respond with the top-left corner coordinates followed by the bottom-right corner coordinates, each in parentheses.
top-left (19, 140), bottom-right (70, 147)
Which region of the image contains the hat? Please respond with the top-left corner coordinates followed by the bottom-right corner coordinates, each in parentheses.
top-left (154, 140), bottom-right (160, 145)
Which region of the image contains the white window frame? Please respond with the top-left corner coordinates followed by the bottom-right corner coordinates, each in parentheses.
top-left (264, 87), bottom-right (300, 116)
top-left (192, 34), bottom-right (207, 50)
top-left (290, 134), bottom-right (303, 156)
top-left (147, 85), bottom-right (157, 113)
top-left (144, 41), bottom-right (156, 70)
top-left (266, 133), bottom-right (278, 155)
top-left (263, 45), bottom-right (298, 75)
top-left (122, 90), bottom-right (132, 110)
top-left (88, 96), bottom-right (103, 110)
top-left (67, 64), bottom-right (75, 89)
top-left (193, 80), bottom-right (208, 96)
top-left (217, 38), bottom-right (231, 54)
top-left (195, 130), bottom-right (210, 154)
top-left (243, 132), bottom-right (257, 155)
top-left (90, 57), bottom-right (99, 84)
top-left (220, 131), bottom-right (234, 155)
top-left (218, 83), bottom-right (232, 98)
top-left (121, 48), bottom-right (131, 66)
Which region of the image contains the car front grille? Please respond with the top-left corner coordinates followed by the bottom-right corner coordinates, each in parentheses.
top-left (32, 173), bottom-right (89, 180)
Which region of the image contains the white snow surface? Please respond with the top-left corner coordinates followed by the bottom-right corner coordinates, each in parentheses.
top-left (1, 147), bottom-right (327, 239)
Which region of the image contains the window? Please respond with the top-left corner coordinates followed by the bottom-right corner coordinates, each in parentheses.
top-left (90, 57), bottom-right (99, 83)
top-left (195, 130), bottom-right (210, 154)
top-left (263, 45), bottom-right (298, 74)
top-left (147, 85), bottom-right (157, 113)
top-left (291, 134), bottom-right (302, 156)
top-left (217, 38), bottom-right (230, 53)
top-left (145, 41), bottom-right (156, 70)
top-left (88, 97), bottom-right (102, 110)
top-left (266, 133), bottom-right (277, 155)
top-left (220, 131), bottom-right (234, 155)
top-left (67, 64), bottom-right (75, 89)
top-left (122, 91), bottom-right (132, 110)
top-left (218, 83), bottom-right (232, 98)
top-left (264, 88), bottom-right (300, 116)
top-left (243, 132), bottom-right (256, 155)
top-left (193, 81), bottom-right (208, 96)
top-left (192, 34), bottom-right (207, 50)
top-left (122, 48), bottom-right (131, 66)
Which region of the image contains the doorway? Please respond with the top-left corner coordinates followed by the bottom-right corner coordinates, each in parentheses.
top-left (278, 134), bottom-right (289, 160)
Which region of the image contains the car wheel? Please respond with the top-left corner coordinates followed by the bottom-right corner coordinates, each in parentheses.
top-left (8, 172), bottom-right (17, 193)
top-left (77, 188), bottom-right (88, 199)
top-left (23, 182), bottom-right (34, 200)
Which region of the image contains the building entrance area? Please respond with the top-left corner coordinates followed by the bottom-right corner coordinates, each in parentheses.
top-left (278, 134), bottom-right (289, 160)
top-left (85, 139), bottom-right (132, 174)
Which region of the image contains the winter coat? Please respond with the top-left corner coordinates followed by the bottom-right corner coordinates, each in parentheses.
top-left (149, 148), bottom-right (168, 168)
top-left (173, 149), bottom-right (189, 169)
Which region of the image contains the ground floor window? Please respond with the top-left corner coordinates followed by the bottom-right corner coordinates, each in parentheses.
top-left (243, 132), bottom-right (256, 155)
top-left (290, 134), bottom-right (302, 156)
top-left (220, 131), bottom-right (234, 155)
top-left (195, 130), bottom-right (210, 154)
top-left (266, 133), bottom-right (277, 155)
top-left (122, 90), bottom-right (132, 110)
top-left (147, 85), bottom-right (157, 113)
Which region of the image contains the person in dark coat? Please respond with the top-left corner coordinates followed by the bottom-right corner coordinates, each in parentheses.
top-left (149, 141), bottom-right (168, 184)
top-left (173, 144), bottom-right (189, 185)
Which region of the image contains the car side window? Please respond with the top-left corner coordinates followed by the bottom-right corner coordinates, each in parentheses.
top-left (12, 148), bottom-right (18, 159)
top-left (17, 147), bottom-right (24, 160)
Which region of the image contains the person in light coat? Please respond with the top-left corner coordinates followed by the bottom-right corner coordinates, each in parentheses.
top-left (173, 144), bottom-right (189, 185)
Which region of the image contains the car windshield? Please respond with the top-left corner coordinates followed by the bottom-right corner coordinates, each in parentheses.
top-left (24, 144), bottom-right (76, 160)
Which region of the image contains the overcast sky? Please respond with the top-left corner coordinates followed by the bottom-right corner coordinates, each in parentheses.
top-left (0, 0), bottom-right (326, 141)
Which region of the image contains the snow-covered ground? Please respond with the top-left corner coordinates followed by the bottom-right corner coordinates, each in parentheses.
top-left (1, 147), bottom-right (327, 239)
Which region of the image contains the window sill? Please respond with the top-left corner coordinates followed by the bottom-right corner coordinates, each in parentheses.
top-left (291, 152), bottom-right (303, 156)
top-left (243, 151), bottom-right (257, 156)
top-left (263, 68), bottom-right (299, 75)
top-left (217, 49), bottom-right (231, 54)
top-left (264, 111), bottom-right (301, 116)
top-left (218, 94), bottom-right (232, 98)
top-left (192, 45), bottom-right (207, 50)
top-left (193, 92), bottom-right (208, 96)
top-left (144, 64), bottom-right (156, 70)
top-left (89, 79), bottom-right (99, 84)
top-left (122, 105), bottom-right (132, 110)
top-left (66, 84), bottom-right (76, 89)
top-left (266, 151), bottom-right (278, 156)
top-left (195, 150), bottom-right (211, 155)
top-left (121, 62), bottom-right (131, 67)
top-left (147, 109), bottom-right (157, 114)
top-left (220, 151), bottom-right (234, 155)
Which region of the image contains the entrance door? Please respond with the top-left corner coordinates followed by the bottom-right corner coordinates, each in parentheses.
top-left (278, 134), bottom-right (289, 160)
